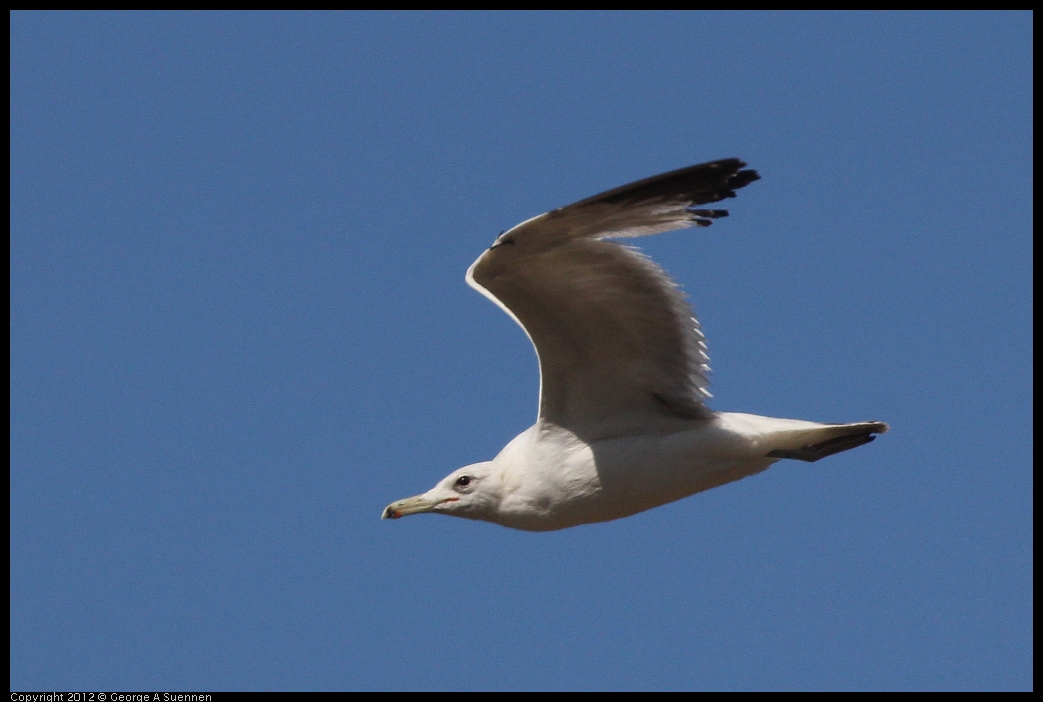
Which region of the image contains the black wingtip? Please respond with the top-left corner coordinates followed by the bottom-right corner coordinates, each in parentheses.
top-left (730, 168), bottom-right (761, 189)
top-left (689, 208), bottom-right (730, 227)
top-left (716, 169), bottom-right (760, 201)
top-left (559, 158), bottom-right (762, 212)
top-left (698, 163), bottom-right (760, 204)
top-left (766, 432), bottom-right (878, 463)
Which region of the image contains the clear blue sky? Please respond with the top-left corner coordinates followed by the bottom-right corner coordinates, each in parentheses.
top-left (11, 11), bottom-right (1031, 691)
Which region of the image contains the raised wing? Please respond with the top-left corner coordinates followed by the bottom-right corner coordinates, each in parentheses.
top-left (466, 159), bottom-right (759, 440)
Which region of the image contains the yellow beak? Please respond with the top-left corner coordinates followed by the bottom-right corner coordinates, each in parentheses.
top-left (382, 494), bottom-right (458, 520)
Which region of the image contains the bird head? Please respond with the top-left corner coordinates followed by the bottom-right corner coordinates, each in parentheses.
top-left (382, 461), bottom-right (501, 522)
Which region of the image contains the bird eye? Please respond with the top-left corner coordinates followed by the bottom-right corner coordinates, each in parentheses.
top-left (455, 475), bottom-right (472, 488)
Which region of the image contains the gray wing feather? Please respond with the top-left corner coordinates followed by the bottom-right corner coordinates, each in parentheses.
top-left (467, 159), bottom-right (759, 440)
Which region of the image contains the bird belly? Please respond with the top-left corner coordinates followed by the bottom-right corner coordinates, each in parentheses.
top-left (494, 420), bottom-right (776, 531)
top-left (581, 426), bottom-right (775, 524)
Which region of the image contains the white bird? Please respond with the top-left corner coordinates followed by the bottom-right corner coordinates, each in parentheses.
top-left (383, 159), bottom-right (887, 531)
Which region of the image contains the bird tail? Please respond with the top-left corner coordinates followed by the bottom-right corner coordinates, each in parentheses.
top-left (762, 420), bottom-right (889, 463)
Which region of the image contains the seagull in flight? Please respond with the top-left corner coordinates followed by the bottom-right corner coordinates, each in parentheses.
top-left (383, 159), bottom-right (887, 531)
